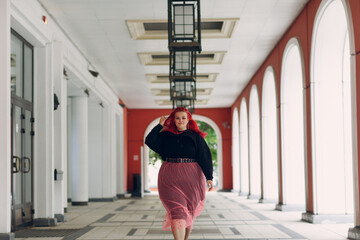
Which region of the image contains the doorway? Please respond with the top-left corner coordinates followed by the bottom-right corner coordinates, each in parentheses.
top-left (10, 30), bottom-right (34, 230)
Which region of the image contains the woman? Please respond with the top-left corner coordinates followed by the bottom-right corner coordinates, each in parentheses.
top-left (145, 107), bottom-right (213, 240)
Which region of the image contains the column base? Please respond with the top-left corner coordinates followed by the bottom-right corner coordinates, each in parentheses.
top-left (302, 212), bottom-right (353, 224)
top-left (71, 201), bottom-right (88, 206)
top-left (247, 194), bottom-right (260, 199)
top-left (276, 203), bottom-right (305, 211)
top-left (216, 189), bottom-right (232, 192)
top-left (34, 218), bottom-right (57, 227)
top-left (89, 196), bottom-right (117, 202)
top-left (239, 191), bottom-right (248, 196)
top-left (258, 198), bottom-right (277, 204)
top-left (55, 214), bottom-right (66, 222)
top-left (117, 193), bottom-right (131, 198)
top-left (0, 233), bottom-right (15, 240)
top-left (348, 226), bottom-right (360, 239)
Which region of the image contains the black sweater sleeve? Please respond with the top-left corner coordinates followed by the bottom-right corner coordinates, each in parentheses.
top-left (145, 124), bottom-right (164, 154)
top-left (196, 135), bottom-right (213, 180)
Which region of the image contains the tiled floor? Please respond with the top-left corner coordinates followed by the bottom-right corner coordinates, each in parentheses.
top-left (15, 192), bottom-right (352, 239)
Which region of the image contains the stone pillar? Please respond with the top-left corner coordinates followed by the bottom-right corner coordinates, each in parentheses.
top-left (102, 105), bottom-right (117, 200)
top-left (33, 43), bottom-right (56, 227)
top-left (67, 98), bottom-right (72, 202)
top-left (71, 96), bottom-right (88, 205)
top-left (88, 101), bottom-right (103, 200)
top-left (53, 42), bottom-right (67, 222)
top-left (116, 111), bottom-right (125, 197)
top-left (88, 103), bottom-right (117, 201)
top-left (0, 0), bottom-right (14, 239)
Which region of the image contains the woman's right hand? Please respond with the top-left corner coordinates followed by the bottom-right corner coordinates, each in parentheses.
top-left (159, 116), bottom-right (167, 126)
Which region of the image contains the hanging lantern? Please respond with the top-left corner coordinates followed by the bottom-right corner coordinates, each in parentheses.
top-left (168, 0), bottom-right (201, 52)
top-left (170, 79), bottom-right (196, 100)
top-left (172, 98), bottom-right (195, 113)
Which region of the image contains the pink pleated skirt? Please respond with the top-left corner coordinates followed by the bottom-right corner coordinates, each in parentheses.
top-left (158, 161), bottom-right (206, 231)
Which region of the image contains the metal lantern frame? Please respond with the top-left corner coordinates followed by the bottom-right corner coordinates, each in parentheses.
top-left (170, 78), bottom-right (196, 100)
top-left (169, 50), bottom-right (196, 78)
top-left (172, 98), bottom-right (195, 113)
top-left (168, 0), bottom-right (201, 52)
top-left (169, 49), bottom-right (197, 101)
top-left (167, 0), bottom-right (201, 112)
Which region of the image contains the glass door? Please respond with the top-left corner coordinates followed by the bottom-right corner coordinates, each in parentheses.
top-left (11, 30), bottom-right (34, 231)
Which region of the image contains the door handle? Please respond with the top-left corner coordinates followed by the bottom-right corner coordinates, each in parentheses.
top-left (23, 157), bottom-right (31, 173)
top-left (12, 156), bottom-right (21, 173)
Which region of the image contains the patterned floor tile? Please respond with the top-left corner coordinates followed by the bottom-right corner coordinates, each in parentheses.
top-left (13, 192), bottom-right (351, 240)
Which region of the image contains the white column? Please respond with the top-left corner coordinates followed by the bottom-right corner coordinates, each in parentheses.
top-left (53, 42), bottom-right (66, 221)
top-left (0, 0), bottom-right (12, 236)
top-left (71, 96), bottom-right (88, 205)
top-left (33, 43), bottom-right (56, 226)
top-left (102, 105), bottom-right (116, 199)
top-left (111, 107), bottom-right (117, 197)
top-left (67, 98), bottom-right (72, 201)
top-left (88, 101), bottom-right (102, 199)
top-left (116, 110), bottom-right (125, 196)
top-left (88, 103), bottom-right (117, 201)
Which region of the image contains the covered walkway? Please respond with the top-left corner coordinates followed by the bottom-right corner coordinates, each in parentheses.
top-left (15, 192), bottom-right (350, 240)
top-left (3, 0), bottom-right (360, 239)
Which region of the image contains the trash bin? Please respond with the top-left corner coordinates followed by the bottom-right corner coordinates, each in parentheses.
top-left (132, 174), bottom-right (141, 197)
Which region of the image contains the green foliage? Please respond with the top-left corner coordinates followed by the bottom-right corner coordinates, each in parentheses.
top-left (149, 149), bottom-right (162, 166)
top-left (196, 120), bottom-right (218, 167)
top-left (147, 120), bottom-right (218, 167)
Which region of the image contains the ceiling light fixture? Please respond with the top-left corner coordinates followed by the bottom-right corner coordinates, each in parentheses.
top-left (168, 0), bottom-right (202, 112)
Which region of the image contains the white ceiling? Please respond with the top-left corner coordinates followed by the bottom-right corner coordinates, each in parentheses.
top-left (38, 0), bottom-right (309, 109)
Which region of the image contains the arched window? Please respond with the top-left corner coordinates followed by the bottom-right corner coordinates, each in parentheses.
top-left (249, 86), bottom-right (261, 197)
top-left (232, 108), bottom-right (240, 192)
top-left (310, 0), bottom-right (354, 215)
top-left (280, 38), bottom-right (306, 208)
top-left (261, 67), bottom-right (279, 201)
top-left (239, 99), bottom-right (249, 195)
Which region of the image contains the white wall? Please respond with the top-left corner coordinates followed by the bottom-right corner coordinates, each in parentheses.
top-left (4, 0), bottom-right (125, 228)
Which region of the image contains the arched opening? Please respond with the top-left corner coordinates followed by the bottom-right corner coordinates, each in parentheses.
top-left (310, 0), bottom-right (354, 216)
top-left (143, 114), bottom-right (224, 193)
top-left (280, 38), bottom-right (306, 209)
top-left (261, 67), bottom-right (279, 202)
top-left (239, 99), bottom-right (249, 195)
top-left (249, 86), bottom-right (261, 198)
top-left (196, 120), bottom-right (219, 189)
top-left (232, 108), bottom-right (240, 192)
top-left (143, 117), bottom-right (161, 193)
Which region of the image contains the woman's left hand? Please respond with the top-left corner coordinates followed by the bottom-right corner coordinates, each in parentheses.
top-left (207, 180), bottom-right (213, 191)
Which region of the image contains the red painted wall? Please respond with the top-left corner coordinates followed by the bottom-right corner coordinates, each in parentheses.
top-left (126, 108), bottom-right (232, 191)
top-left (230, 0), bottom-right (321, 212)
top-left (230, 0), bottom-right (360, 222)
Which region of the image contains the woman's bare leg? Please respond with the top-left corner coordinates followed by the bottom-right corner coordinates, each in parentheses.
top-left (184, 227), bottom-right (191, 240)
top-left (172, 228), bottom-right (185, 240)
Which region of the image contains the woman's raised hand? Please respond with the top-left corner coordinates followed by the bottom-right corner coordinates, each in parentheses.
top-left (207, 180), bottom-right (213, 191)
top-left (159, 116), bottom-right (167, 126)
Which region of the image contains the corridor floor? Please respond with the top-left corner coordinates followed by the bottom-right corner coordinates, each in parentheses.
top-left (15, 192), bottom-right (351, 240)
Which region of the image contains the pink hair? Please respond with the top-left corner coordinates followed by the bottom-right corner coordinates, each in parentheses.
top-left (162, 107), bottom-right (207, 138)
